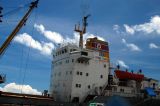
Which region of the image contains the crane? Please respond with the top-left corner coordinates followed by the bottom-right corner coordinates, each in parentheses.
top-left (0, 0), bottom-right (39, 56)
top-left (0, 0), bottom-right (39, 84)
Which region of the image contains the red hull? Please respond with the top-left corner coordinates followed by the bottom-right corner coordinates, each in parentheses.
top-left (115, 70), bottom-right (144, 81)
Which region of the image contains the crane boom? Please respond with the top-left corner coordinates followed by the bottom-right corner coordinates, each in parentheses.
top-left (0, 0), bottom-right (39, 56)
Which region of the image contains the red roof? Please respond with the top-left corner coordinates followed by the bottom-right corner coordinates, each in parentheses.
top-left (115, 70), bottom-right (144, 81)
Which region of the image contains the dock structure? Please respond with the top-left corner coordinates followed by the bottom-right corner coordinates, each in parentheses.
top-left (0, 91), bottom-right (54, 105)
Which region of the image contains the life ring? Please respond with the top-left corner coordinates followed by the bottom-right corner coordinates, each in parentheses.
top-left (97, 43), bottom-right (101, 49)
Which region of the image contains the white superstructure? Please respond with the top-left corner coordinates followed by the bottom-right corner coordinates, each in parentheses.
top-left (50, 37), bottom-right (110, 102)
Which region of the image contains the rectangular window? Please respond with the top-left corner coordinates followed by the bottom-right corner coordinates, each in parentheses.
top-left (81, 51), bottom-right (88, 56)
top-left (64, 49), bottom-right (67, 53)
top-left (88, 85), bottom-right (90, 89)
top-left (80, 72), bottom-right (83, 75)
top-left (104, 64), bottom-right (106, 68)
top-left (62, 50), bottom-right (64, 54)
top-left (66, 60), bottom-right (69, 63)
top-left (77, 71), bottom-right (79, 75)
top-left (79, 84), bottom-right (81, 88)
top-left (70, 49), bottom-right (73, 52)
top-left (86, 73), bottom-right (89, 76)
top-left (100, 75), bottom-right (103, 78)
top-left (76, 84), bottom-right (78, 87)
top-left (76, 84), bottom-right (81, 88)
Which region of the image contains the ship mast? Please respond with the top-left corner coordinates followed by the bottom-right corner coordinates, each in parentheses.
top-left (75, 15), bottom-right (90, 49)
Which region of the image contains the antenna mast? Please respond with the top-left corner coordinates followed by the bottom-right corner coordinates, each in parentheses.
top-left (75, 15), bottom-right (90, 49)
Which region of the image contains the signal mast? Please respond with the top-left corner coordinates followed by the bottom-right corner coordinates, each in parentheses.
top-left (74, 15), bottom-right (90, 49)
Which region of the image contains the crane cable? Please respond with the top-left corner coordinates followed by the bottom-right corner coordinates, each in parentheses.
top-left (0, 1), bottom-right (32, 25)
top-left (20, 8), bottom-right (38, 93)
top-left (2, 3), bottom-right (30, 17)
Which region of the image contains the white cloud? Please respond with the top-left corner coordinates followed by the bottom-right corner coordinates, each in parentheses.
top-left (14, 24), bottom-right (105, 56)
top-left (34, 24), bottom-right (64, 44)
top-left (122, 38), bottom-right (126, 44)
top-left (14, 33), bottom-right (55, 56)
top-left (124, 24), bottom-right (135, 35)
top-left (116, 60), bottom-right (129, 68)
top-left (83, 33), bottom-right (105, 42)
top-left (34, 23), bottom-right (105, 47)
top-left (0, 82), bottom-right (41, 95)
top-left (122, 38), bottom-right (141, 51)
top-left (113, 25), bottom-right (120, 31)
top-left (124, 15), bottom-right (160, 35)
top-left (149, 43), bottom-right (159, 49)
top-left (113, 25), bottom-right (120, 33)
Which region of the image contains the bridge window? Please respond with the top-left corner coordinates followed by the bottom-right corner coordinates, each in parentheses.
top-left (81, 51), bottom-right (88, 56)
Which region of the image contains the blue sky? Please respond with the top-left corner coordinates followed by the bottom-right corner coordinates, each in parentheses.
top-left (0, 0), bottom-right (160, 93)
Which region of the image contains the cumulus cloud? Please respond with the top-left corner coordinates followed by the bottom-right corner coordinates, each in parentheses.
top-left (14, 33), bottom-right (55, 55)
top-left (0, 83), bottom-right (41, 95)
top-left (116, 60), bottom-right (129, 68)
top-left (124, 24), bottom-right (135, 35)
top-left (34, 23), bottom-right (105, 46)
top-left (122, 38), bottom-right (141, 51)
top-left (34, 24), bottom-right (64, 44)
top-left (14, 24), bottom-right (105, 56)
top-left (149, 43), bottom-right (159, 49)
top-left (124, 15), bottom-right (160, 35)
top-left (113, 25), bottom-right (120, 33)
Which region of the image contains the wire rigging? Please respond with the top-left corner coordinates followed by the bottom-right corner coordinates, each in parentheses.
top-left (21, 7), bottom-right (38, 93)
top-left (2, 3), bottom-right (30, 17)
top-left (0, 0), bottom-right (39, 86)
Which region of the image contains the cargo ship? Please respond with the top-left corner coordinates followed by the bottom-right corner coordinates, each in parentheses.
top-left (48, 15), bottom-right (160, 105)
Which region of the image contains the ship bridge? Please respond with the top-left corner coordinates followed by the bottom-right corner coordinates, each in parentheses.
top-left (77, 51), bottom-right (92, 63)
